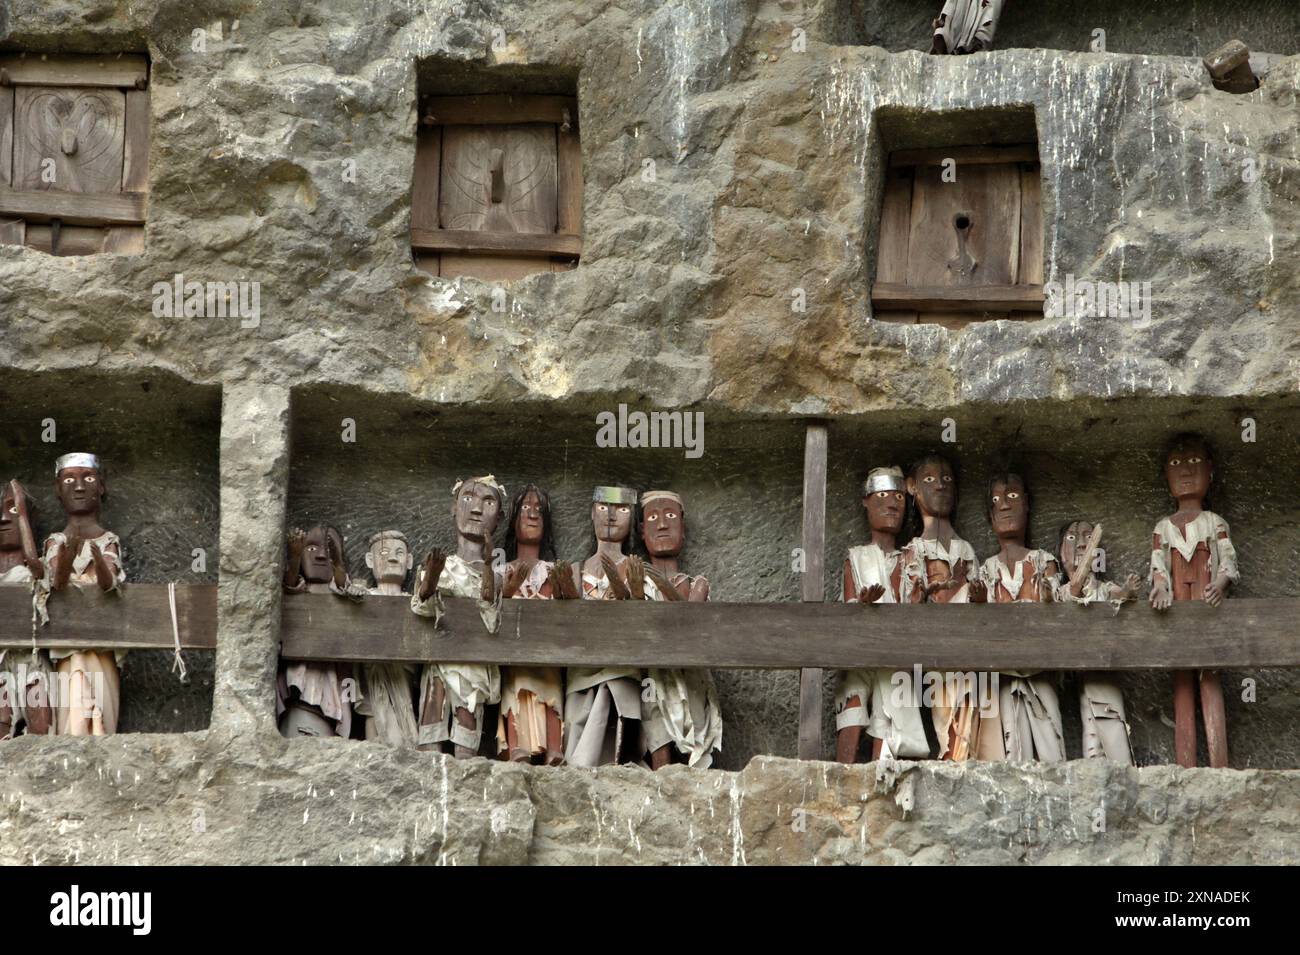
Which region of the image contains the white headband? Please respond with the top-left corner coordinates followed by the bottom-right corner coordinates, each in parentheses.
top-left (640, 490), bottom-right (682, 507)
top-left (55, 452), bottom-right (101, 475)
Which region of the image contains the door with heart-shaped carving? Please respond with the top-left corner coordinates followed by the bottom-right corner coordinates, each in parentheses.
top-left (13, 86), bottom-right (126, 194)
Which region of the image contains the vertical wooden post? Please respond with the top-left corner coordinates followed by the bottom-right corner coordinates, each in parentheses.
top-left (798, 421), bottom-right (828, 760)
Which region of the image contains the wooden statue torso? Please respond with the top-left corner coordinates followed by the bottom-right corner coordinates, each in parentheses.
top-left (1165, 513), bottom-right (1213, 602)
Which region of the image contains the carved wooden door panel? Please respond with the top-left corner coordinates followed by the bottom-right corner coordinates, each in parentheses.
top-left (411, 94), bottom-right (581, 282)
top-left (906, 163), bottom-right (1021, 289)
top-left (0, 53), bottom-right (148, 256)
top-left (872, 144), bottom-right (1042, 329)
top-left (13, 86), bottom-right (126, 193)
top-left (439, 125), bottom-right (557, 235)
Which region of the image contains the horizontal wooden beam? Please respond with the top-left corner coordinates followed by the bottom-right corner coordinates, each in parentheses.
top-left (279, 593), bottom-right (1300, 671)
top-left (889, 144), bottom-right (1039, 168)
top-left (0, 54), bottom-right (148, 89)
top-left (420, 95), bottom-right (577, 127)
top-left (872, 282), bottom-right (1044, 313)
top-left (6, 586), bottom-right (1299, 673)
top-left (0, 187), bottom-right (147, 226)
top-left (0, 584), bottom-right (215, 650)
top-left (411, 227), bottom-right (581, 258)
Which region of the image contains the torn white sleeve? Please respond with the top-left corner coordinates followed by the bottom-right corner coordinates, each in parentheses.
top-left (1148, 534), bottom-right (1170, 587)
top-left (1214, 516), bottom-right (1240, 584)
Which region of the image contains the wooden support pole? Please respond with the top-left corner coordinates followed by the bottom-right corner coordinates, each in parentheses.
top-left (798, 421), bottom-right (828, 760)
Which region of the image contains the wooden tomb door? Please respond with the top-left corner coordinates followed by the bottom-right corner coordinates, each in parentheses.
top-left (411, 94), bottom-right (582, 282)
top-left (872, 144), bottom-right (1043, 329)
top-left (0, 53), bottom-right (149, 255)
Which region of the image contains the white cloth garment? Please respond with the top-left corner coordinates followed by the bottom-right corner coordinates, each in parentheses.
top-left (641, 573), bottom-right (722, 768)
top-left (903, 536), bottom-right (980, 602)
top-left (1149, 512), bottom-right (1239, 589)
top-left (902, 534), bottom-right (998, 760)
top-left (564, 563), bottom-right (643, 767)
top-left (978, 549), bottom-right (1066, 762)
top-left (355, 586), bottom-right (419, 746)
top-left (1063, 577), bottom-right (1134, 763)
top-left (39, 532), bottom-right (127, 665)
top-left (411, 554), bottom-right (501, 750)
top-left (934, 0), bottom-right (1003, 52)
top-left (832, 544), bottom-right (929, 758)
top-left (978, 549), bottom-right (1060, 604)
top-left (0, 563), bottom-right (55, 736)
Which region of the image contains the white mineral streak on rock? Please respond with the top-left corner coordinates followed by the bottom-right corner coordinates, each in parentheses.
top-left (728, 775), bottom-right (745, 865)
top-left (439, 757), bottom-right (449, 841)
top-left (429, 283), bottom-right (465, 314)
top-left (648, 0), bottom-right (740, 165)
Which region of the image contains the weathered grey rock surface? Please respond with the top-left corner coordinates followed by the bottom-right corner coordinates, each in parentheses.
top-left (0, 0), bottom-right (1297, 860)
top-left (2, 734), bottom-right (1297, 865)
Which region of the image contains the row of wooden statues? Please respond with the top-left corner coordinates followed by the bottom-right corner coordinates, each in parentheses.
top-left (0, 454), bottom-right (125, 739)
top-left (278, 480), bottom-right (723, 769)
top-left (0, 433), bottom-right (1237, 772)
top-left (836, 433), bottom-right (1236, 770)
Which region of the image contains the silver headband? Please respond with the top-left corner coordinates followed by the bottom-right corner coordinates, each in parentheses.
top-left (863, 467), bottom-right (905, 495)
top-left (55, 452), bottom-right (101, 475)
top-left (593, 485), bottom-right (637, 504)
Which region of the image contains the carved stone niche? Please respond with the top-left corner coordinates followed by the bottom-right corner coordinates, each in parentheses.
top-left (0, 53), bottom-right (150, 256)
top-left (410, 93), bottom-right (583, 282)
top-left (871, 138), bottom-right (1043, 330)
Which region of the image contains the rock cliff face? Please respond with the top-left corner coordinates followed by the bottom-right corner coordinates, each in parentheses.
top-left (3, 734), bottom-right (1298, 865)
top-left (0, 0), bottom-right (1297, 861)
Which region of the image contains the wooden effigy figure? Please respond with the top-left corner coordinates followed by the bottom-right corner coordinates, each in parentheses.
top-left (1058, 520), bottom-right (1140, 764)
top-left (637, 490), bottom-right (722, 770)
top-left (900, 454), bottom-right (990, 760)
top-left (0, 479), bottom-right (53, 738)
top-left (279, 524), bottom-right (362, 738)
top-left (833, 467), bottom-right (929, 764)
top-left (356, 529), bottom-right (420, 746)
top-left (978, 471), bottom-right (1065, 762)
top-left (1148, 434), bottom-right (1237, 768)
top-left (496, 484), bottom-right (566, 766)
top-left (930, 0), bottom-right (1004, 54)
top-left (411, 475), bottom-right (505, 759)
top-left (563, 486), bottom-right (644, 767)
top-left (41, 453), bottom-right (126, 736)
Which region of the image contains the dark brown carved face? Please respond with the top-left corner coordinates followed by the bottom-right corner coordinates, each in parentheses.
top-left (863, 489), bottom-right (905, 535)
top-left (591, 500), bottom-right (632, 544)
top-left (989, 476), bottom-right (1028, 541)
top-left (55, 467), bottom-right (104, 517)
top-left (453, 481), bottom-right (502, 544)
top-left (1060, 520), bottom-right (1093, 574)
top-left (301, 526), bottom-right (334, 584)
top-left (513, 490), bottom-right (544, 546)
top-left (907, 458), bottom-right (955, 518)
top-left (1164, 441), bottom-right (1212, 504)
top-left (641, 499), bottom-right (684, 558)
top-left (0, 487), bottom-right (22, 550)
